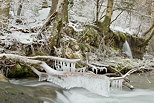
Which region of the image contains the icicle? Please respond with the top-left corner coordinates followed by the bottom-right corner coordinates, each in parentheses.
top-left (71, 63), bottom-right (76, 72)
top-left (77, 67), bottom-right (86, 72)
top-left (91, 67), bottom-right (98, 74)
top-left (66, 62), bottom-right (70, 72)
top-left (55, 60), bottom-right (58, 70)
top-left (59, 61), bottom-right (64, 71)
top-left (99, 67), bottom-right (107, 73)
top-left (111, 79), bottom-right (124, 90)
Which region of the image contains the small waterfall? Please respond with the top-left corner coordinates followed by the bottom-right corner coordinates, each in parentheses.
top-left (122, 41), bottom-right (133, 59)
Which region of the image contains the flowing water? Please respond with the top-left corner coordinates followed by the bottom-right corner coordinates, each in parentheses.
top-left (5, 72), bottom-right (154, 103)
top-left (122, 41), bottom-right (133, 59)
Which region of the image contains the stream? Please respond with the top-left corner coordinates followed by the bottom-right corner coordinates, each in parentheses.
top-left (1, 72), bottom-right (154, 103)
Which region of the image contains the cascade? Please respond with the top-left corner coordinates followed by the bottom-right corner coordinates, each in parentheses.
top-left (122, 41), bottom-right (133, 59)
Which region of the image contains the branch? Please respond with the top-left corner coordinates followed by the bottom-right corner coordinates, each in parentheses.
top-left (140, 30), bottom-right (154, 46)
top-left (110, 10), bottom-right (124, 24)
top-left (143, 22), bottom-right (154, 36)
top-left (0, 54), bottom-right (64, 75)
top-left (40, 12), bottom-right (57, 31)
top-left (28, 56), bottom-right (80, 63)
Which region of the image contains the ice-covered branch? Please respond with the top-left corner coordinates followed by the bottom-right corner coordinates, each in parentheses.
top-left (0, 53), bottom-right (64, 75)
top-left (28, 56), bottom-right (80, 63)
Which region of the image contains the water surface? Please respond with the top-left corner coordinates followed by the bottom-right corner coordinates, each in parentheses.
top-left (8, 72), bottom-right (154, 103)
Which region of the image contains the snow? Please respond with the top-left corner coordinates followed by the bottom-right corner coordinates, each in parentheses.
top-left (110, 26), bottom-right (135, 35)
top-left (10, 31), bottom-right (35, 44)
top-left (10, 2), bottom-right (50, 29)
top-left (69, 0), bottom-right (96, 23)
top-left (68, 22), bottom-right (84, 32)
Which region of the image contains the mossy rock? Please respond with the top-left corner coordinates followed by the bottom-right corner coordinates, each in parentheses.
top-left (113, 33), bottom-right (126, 42)
top-left (80, 27), bottom-right (100, 47)
top-left (127, 35), bottom-right (147, 59)
top-left (8, 63), bottom-right (36, 78)
top-left (105, 32), bottom-right (127, 49)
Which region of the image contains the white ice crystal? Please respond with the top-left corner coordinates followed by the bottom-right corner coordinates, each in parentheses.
top-left (47, 73), bottom-right (111, 97)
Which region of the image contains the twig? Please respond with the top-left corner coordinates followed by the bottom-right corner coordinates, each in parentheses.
top-left (110, 10), bottom-right (124, 24)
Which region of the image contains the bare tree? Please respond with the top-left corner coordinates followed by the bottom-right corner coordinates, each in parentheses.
top-left (101, 0), bottom-right (114, 33)
top-left (0, 0), bottom-right (10, 29)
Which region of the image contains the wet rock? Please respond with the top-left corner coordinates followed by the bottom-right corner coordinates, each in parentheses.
top-left (0, 79), bottom-right (63, 103)
top-left (0, 82), bottom-right (43, 103)
top-left (7, 63), bottom-right (37, 78)
top-left (0, 72), bottom-right (8, 82)
top-left (127, 35), bottom-right (146, 59)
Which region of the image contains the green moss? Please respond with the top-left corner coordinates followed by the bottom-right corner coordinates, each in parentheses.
top-left (113, 33), bottom-right (126, 42)
top-left (120, 33), bottom-right (127, 42)
top-left (8, 63), bottom-right (36, 78)
top-left (114, 33), bottom-right (120, 41)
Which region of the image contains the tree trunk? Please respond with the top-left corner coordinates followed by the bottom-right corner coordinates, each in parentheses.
top-left (141, 30), bottom-right (154, 46)
top-left (98, 0), bottom-right (114, 34)
top-left (48, 0), bottom-right (59, 16)
top-left (96, 0), bottom-right (100, 25)
top-left (0, 0), bottom-right (10, 28)
top-left (17, 0), bottom-right (24, 16)
top-left (49, 0), bottom-right (68, 22)
top-left (49, 0), bottom-right (68, 48)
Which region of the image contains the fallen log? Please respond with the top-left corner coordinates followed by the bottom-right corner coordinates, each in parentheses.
top-left (0, 53), bottom-right (64, 75)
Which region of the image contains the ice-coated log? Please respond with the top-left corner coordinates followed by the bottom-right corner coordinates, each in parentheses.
top-left (47, 73), bottom-right (111, 97)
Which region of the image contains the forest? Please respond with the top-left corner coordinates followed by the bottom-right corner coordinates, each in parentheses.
top-left (0, 0), bottom-right (154, 103)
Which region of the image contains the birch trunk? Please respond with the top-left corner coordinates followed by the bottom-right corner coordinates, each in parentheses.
top-left (49, 0), bottom-right (68, 48)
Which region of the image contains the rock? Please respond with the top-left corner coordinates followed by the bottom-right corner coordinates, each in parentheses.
top-left (65, 47), bottom-right (83, 59)
top-left (0, 79), bottom-right (63, 103)
top-left (7, 63), bottom-right (36, 78)
top-left (0, 82), bottom-right (43, 103)
top-left (0, 72), bottom-right (8, 82)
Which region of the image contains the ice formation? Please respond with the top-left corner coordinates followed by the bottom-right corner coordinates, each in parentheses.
top-left (55, 60), bottom-right (76, 72)
top-left (88, 63), bottom-right (107, 74)
top-left (47, 73), bottom-right (110, 97)
top-left (110, 79), bottom-right (124, 90)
